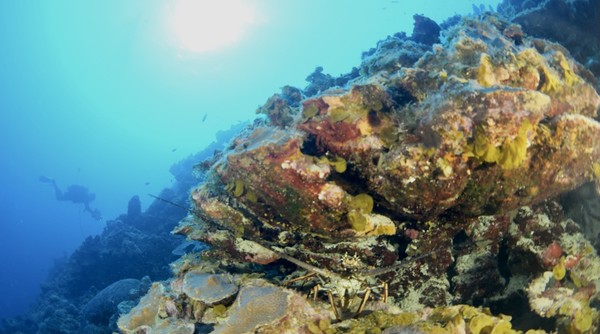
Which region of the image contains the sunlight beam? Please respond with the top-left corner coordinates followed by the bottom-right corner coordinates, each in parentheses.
top-left (168, 0), bottom-right (256, 53)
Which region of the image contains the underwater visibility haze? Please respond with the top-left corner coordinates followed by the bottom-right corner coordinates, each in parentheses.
top-left (2, 0), bottom-right (600, 333)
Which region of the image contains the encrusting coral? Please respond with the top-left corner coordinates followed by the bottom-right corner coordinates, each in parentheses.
top-left (118, 5), bottom-right (600, 334)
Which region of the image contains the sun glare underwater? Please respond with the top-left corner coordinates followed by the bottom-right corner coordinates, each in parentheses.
top-left (2, 0), bottom-right (600, 333)
top-left (168, 0), bottom-right (258, 53)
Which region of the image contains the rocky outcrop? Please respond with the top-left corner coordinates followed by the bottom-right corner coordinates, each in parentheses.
top-left (120, 8), bottom-right (600, 334)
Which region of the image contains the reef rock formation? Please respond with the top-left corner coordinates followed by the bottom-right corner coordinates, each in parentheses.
top-left (121, 8), bottom-right (600, 334)
top-left (81, 277), bottom-right (151, 327)
top-left (498, 0), bottom-right (600, 81)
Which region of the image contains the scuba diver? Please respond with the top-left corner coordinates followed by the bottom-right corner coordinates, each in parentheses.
top-left (39, 176), bottom-right (103, 221)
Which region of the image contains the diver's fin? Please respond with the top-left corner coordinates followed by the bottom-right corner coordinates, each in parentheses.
top-left (38, 176), bottom-right (55, 183)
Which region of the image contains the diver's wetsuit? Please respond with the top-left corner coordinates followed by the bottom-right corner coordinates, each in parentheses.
top-left (41, 177), bottom-right (103, 221)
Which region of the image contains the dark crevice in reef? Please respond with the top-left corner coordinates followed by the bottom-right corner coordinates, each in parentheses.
top-left (299, 133), bottom-right (324, 157)
top-left (496, 239), bottom-right (512, 286)
top-left (486, 291), bottom-right (556, 332)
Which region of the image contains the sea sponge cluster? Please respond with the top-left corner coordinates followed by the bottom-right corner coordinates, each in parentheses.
top-left (119, 276), bottom-right (332, 334)
top-left (117, 283), bottom-right (195, 334)
top-left (211, 284), bottom-right (289, 333)
top-left (181, 272), bottom-right (238, 305)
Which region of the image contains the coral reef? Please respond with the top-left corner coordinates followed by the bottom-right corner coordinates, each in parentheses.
top-left (6, 2), bottom-right (600, 334)
top-left (498, 0), bottom-right (600, 85)
top-left (118, 5), bottom-right (600, 334)
top-left (182, 272), bottom-right (238, 305)
top-left (81, 277), bottom-right (151, 327)
top-left (0, 213), bottom-right (182, 334)
top-left (126, 195), bottom-right (142, 222)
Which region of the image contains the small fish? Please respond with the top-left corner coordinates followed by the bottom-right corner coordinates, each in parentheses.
top-left (145, 182), bottom-right (150, 186)
top-left (172, 240), bottom-right (208, 256)
top-left (171, 148), bottom-right (177, 152)
top-left (201, 114), bottom-right (207, 122)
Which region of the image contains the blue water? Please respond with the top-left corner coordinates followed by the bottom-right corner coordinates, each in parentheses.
top-left (0, 0), bottom-right (499, 321)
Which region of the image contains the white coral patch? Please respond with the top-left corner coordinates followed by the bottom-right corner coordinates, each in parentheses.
top-left (317, 183), bottom-right (346, 207)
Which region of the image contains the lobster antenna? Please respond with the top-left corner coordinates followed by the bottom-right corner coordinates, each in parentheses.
top-left (147, 193), bottom-right (193, 213)
top-left (361, 248), bottom-right (444, 277)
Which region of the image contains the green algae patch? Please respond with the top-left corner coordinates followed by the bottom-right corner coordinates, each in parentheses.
top-left (572, 305), bottom-right (594, 333)
top-left (347, 210), bottom-right (368, 231)
top-left (476, 53), bottom-right (496, 87)
top-left (211, 304), bottom-right (227, 317)
top-left (539, 64), bottom-right (562, 95)
top-left (330, 156), bottom-right (347, 173)
top-left (233, 180), bottom-right (245, 197)
top-left (225, 179), bottom-right (258, 202)
top-left (224, 179), bottom-right (245, 197)
top-left (302, 103), bottom-right (319, 119)
top-left (552, 257), bottom-right (566, 281)
top-left (316, 155), bottom-right (347, 173)
top-left (380, 125), bottom-right (400, 148)
top-left (348, 193), bottom-right (374, 213)
top-left (592, 161), bottom-right (600, 179)
top-left (347, 192), bottom-right (372, 231)
top-left (330, 107), bottom-right (352, 122)
top-left (307, 319), bottom-right (335, 334)
top-left (472, 119), bottom-right (532, 170)
top-left (468, 314), bottom-right (495, 334)
top-left (342, 311), bottom-right (419, 333)
top-left (337, 307), bottom-right (521, 334)
top-left (245, 191), bottom-right (258, 203)
top-left (554, 51), bottom-right (581, 88)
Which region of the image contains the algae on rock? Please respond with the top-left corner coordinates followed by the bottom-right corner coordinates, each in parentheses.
top-left (119, 7), bottom-right (600, 334)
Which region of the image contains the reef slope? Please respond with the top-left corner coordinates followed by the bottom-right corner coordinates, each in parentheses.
top-left (120, 5), bottom-right (600, 334)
